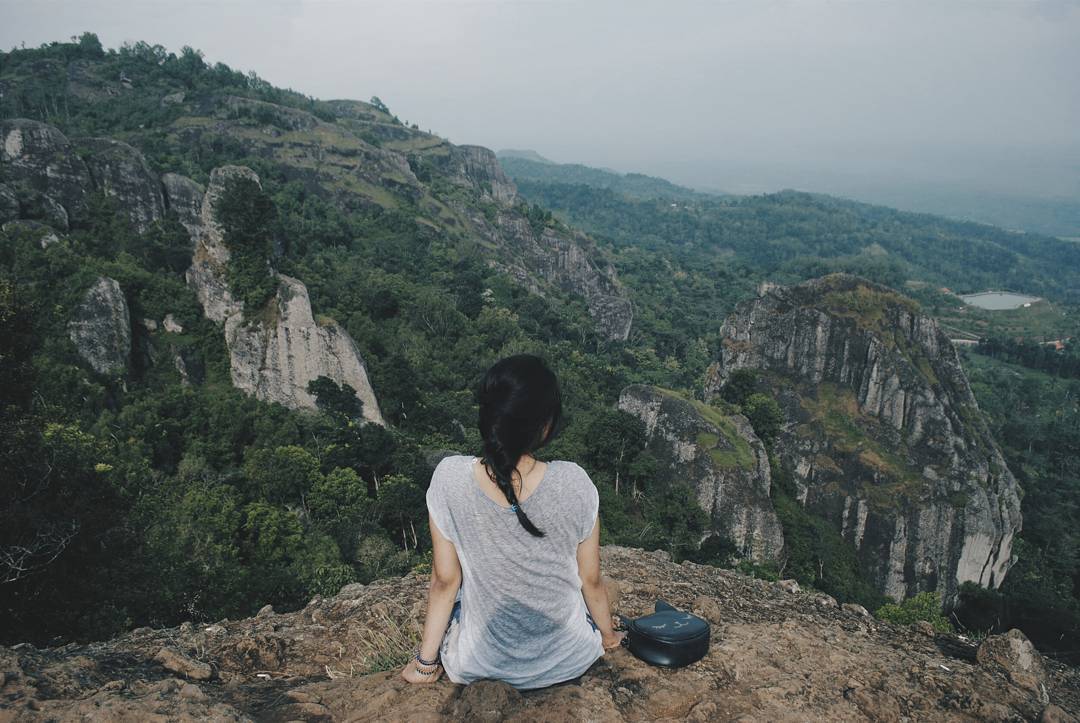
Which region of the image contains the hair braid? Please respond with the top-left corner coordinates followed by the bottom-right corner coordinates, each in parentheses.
top-left (481, 438), bottom-right (544, 537)
top-left (476, 354), bottom-right (562, 538)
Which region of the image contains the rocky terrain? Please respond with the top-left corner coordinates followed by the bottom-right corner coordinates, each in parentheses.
top-left (704, 275), bottom-right (1023, 604)
top-left (617, 384), bottom-right (785, 563)
top-left (0, 545), bottom-right (1074, 722)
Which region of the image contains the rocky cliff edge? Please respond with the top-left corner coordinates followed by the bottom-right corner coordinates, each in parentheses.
top-left (0, 546), bottom-right (1075, 722)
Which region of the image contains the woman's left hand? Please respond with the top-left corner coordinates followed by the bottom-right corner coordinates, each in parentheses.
top-left (400, 657), bottom-right (444, 684)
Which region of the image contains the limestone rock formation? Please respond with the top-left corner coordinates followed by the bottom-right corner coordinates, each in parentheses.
top-left (77, 137), bottom-right (165, 232)
top-left (185, 166), bottom-right (386, 425)
top-left (67, 276), bottom-right (131, 375)
top-left (486, 216), bottom-right (633, 341)
top-left (0, 118), bottom-right (92, 224)
top-left (618, 384), bottom-right (784, 562)
top-left (160, 172), bottom-right (205, 238)
top-left (0, 545), bottom-right (1073, 721)
top-left (449, 144), bottom-right (517, 204)
top-left (705, 274), bottom-right (1022, 604)
top-left (225, 275), bottom-right (384, 418)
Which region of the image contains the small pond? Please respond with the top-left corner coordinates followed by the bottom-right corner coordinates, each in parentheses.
top-left (959, 291), bottom-right (1042, 310)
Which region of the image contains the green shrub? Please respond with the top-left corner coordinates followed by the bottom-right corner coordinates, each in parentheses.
top-left (875, 591), bottom-right (952, 632)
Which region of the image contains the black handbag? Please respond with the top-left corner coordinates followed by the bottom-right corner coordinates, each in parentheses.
top-left (616, 599), bottom-right (711, 668)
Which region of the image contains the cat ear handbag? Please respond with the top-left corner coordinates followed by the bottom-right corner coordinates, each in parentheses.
top-left (616, 599), bottom-right (711, 668)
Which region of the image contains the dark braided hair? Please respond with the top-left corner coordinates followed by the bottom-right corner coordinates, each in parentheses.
top-left (477, 354), bottom-right (563, 537)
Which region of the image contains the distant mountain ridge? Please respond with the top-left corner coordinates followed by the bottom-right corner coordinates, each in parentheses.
top-left (497, 153), bottom-right (712, 202)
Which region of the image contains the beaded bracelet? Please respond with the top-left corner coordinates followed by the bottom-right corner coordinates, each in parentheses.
top-left (413, 650), bottom-right (441, 675)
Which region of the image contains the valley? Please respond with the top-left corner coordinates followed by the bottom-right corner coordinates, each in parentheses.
top-left (0, 34), bottom-right (1077, 715)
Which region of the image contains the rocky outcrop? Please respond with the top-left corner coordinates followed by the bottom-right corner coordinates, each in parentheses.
top-left (1, 118), bottom-right (92, 224)
top-left (185, 166), bottom-right (386, 425)
top-left (77, 137), bottom-right (164, 232)
top-left (705, 274), bottom-right (1022, 604)
top-left (449, 144), bottom-right (517, 204)
top-left (618, 384), bottom-right (784, 562)
top-left (226, 275), bottom-right (384, 419)
top-left (0, 545), bottom-right (1074, 721)
top-left (160, 172), bottom-right (205, 238)
top-left (487, 216), bottom-right (633, 341)
top-left (67, 276), bottom-right (131, 375)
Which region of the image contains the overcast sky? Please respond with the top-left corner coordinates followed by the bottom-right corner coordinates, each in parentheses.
top-left (4, 0), bottom-right (1079, 200)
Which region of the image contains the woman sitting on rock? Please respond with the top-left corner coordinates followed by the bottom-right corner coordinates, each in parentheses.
top-left (401, 354), bottom-right (624, 688)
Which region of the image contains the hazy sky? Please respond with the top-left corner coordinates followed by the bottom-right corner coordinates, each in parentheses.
top-left (4, 0), bottom-right (1079, 199)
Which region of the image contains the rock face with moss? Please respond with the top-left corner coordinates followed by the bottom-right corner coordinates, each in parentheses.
top-left (705, 274), bottom-right (1022, 603)
top-left (67, 276), bottom-right (131, 376)
top-left (76, 137), bottom-right (165, 232)
top-left (185, 165), bottom-right (386, 426)
top-left (1, 118), bottom-right (92, 226)
top-left (618, 384), bottom-right (784, 562)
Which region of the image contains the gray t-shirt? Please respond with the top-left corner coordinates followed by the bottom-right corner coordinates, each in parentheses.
top-left (426, 454), bottom-right (604, 689)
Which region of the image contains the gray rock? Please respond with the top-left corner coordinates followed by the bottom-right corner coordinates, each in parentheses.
top-left (2, 219), bottom-right (60, 249)
top-left (842, 602), bottom-right (871, 617)
top-left (153, 647), bottom-right (212, 681)
top-left (618, 384), bottom-right (785, 562)
top-left (489, 219), bottom-right (633, 341)
top-left (0, 183), bottom-right (19, 223)
top-left (161, 172), bottom-right (205, 239)
top-left (706, 274), bottom-right (1022, 605)
top-left (1, 119), bottom-right (91, 223)
top-left (77, 137), bottom-right (164, 232)
top-left (68, 277), bottom-right (131, 375)
top-left (977, 628), bottom-right (1049, 699)
top-left (185, 166), bottom-right (386, 425)
top-left (450, 144), bottom-right (517, 204)
top-left (161, 91), bottom-right (186, 106)
top-left (39, 194), bottom-right (69, 231)
top-left (777, 579), bottom-right (801, 594)
top-left (226, 275), bottom-right (386, 424)
top-left (163, 313), bottom-right (184, 333)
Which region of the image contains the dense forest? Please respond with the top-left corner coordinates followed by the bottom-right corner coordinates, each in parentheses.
top-left (506, 158), bottom-right (1080, 306)
top-left (2, 35), bottom-right (1078, 662)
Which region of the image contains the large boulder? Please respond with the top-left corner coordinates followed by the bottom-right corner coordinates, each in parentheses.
top-left (1, 118), bottom-right (92, 224)
top-left (77, 137), bottom-right (165, 232)
top-left (67, 276), bottom-right (131, 375)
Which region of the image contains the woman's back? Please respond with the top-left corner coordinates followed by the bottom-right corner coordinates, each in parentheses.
top-left (426, 454), bottom-right (603, 690)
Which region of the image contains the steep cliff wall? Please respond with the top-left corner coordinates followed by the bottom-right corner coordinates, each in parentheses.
top-left (184, 166), bottom-right (386, 425)
top-left (617, 384), bottom-right (784, 562)
top-left (705, 274), bottom-right (1022, 604)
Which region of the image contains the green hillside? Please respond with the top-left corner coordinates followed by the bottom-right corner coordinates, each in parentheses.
top-left (2, 34), bottom-right (1078, 660)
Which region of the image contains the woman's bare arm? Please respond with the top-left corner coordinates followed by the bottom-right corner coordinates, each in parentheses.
top-left (577, 517), bottom-right (624, 650)
top-left (401, 512), bottom-right (462, 683)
